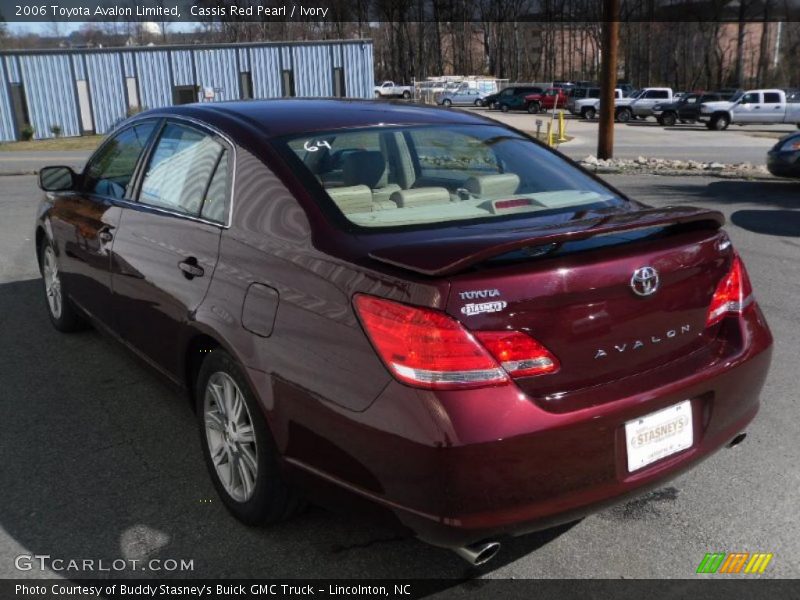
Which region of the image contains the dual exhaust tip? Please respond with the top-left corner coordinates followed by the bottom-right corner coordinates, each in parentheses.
top-left (452, 541), bottom-right (501, 566)
top-left (450, 432), bottom-right (748, 566)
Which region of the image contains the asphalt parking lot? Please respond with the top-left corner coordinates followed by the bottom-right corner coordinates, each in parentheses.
top-left (1, 155), bottom-right (799, 580)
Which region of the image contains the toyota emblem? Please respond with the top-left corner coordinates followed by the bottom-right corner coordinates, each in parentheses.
top-left (630, 266), bottom-right (660, 297)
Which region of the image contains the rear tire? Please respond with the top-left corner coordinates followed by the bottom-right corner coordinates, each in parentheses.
top-left (474, 99), bottom-right (482, 106)
top-left (197, 349), bottom-right (304, 525)
top-left (584, 107), bottom-right (596, 120)
top-left (527, 102), bottom-right (540, 114)
top-left (39, 238), bottom-right (87, 333)
top-left (500, 104), bottom-right (509, 113)
top-left (616, 108), bottom-right (631, 123)
top-left (402, 90), bottom-right (411, 99)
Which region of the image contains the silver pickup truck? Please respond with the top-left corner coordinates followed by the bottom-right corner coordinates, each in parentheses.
top-left (698, 89), bottom-right (800, 130)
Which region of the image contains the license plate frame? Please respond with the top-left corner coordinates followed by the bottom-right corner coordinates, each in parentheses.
top-left (625, 400), bottom-right (693, 472)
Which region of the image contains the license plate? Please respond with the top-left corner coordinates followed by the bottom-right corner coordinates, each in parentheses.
top-left (625, 400), bottom-right (693, 472)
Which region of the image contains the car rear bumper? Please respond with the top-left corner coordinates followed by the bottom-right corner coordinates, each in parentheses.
top-left (275, 307), bottom-right (772, 549)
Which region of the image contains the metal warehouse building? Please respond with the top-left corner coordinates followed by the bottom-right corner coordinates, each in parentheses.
top-left (0, 39), bottom-right (375, 142)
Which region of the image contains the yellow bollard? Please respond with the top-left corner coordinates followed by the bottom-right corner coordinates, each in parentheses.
top-left (557, 110), bottom-right (568, 142)
top-left (546, 121), bottom-right (554, 147)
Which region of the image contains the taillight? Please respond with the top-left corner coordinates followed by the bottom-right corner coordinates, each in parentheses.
top-left (706, 255), bottom-right (755, 327)
top-left (473, 331), bottom-right (559, 377)
top-left (354, 294), bottom-right (558, 390)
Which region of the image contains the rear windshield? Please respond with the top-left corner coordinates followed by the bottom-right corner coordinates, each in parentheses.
top-left (277, 124), bottom-right (625, 230)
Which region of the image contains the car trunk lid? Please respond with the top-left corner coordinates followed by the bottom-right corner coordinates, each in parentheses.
top-left (445, 226), bottom-right (730, 410)
top-left (369, 206), bottom-right (729, 411)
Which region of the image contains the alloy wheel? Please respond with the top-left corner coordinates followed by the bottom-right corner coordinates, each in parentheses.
top-left (43, 246), bottom-right (62, 319)
top-left (204, 371), bottom-right (259, 503)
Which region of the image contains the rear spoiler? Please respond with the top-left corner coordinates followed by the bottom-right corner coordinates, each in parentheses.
top-left (368, 206), bottom-right (724, 277)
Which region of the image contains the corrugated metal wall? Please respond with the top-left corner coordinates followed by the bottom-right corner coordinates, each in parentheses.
top-left (171, 50), bottom-right (194, 87)
top-left (0, 59), bottom-right (16, 140)
top-left (0, 40), bottom-right (374, 142)
top-left (85, 53), bottom-right (128, 134)
top-left (5, 56), bottom-right (20, 83)
top-left (136, 51), bottom-right (172, 111)
top-left (194, 48), bottom-right (238, 102)
top-left (294, 44), bottom-right (333, 97)
top-left (249, 46), bottom-right (282, 98)
top-left (17, 54), bottom-right (81, 139)
top-left (343, 42), bottom-right (375, 101)
top-left (122, 53), bottom-right (135, 78)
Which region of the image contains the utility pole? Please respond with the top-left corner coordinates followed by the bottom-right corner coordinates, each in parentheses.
top-left (597, 0), bottom-right (620, 160)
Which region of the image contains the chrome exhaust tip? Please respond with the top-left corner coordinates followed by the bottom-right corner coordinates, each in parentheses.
top-left (727, 432), bottom-right (747, 448)
top-left (453, 541), bottom-right (501, 566)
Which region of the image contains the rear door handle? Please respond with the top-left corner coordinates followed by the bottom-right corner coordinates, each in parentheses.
top-left (178, 258), bottom-right (204, 279)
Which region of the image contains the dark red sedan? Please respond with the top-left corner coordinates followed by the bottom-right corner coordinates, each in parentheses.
top-left (35, 100), bottom-right (772, 566)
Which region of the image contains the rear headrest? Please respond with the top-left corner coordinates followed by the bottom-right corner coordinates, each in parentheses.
top-left (325, 185), bottom-right (373, 214)
top-left (390, 187), bottom-right (451, 208)
top-left (343, 151), bottom-right (387, 189)
top-left (464, 173), bottom-right (521, 198)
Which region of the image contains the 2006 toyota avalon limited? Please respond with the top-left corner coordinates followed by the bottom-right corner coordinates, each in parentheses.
top-left (35, 100), bottom-right (772, 566)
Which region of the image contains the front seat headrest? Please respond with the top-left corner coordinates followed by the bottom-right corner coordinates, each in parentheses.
top-left (342, 151), bottom-right (387, 189)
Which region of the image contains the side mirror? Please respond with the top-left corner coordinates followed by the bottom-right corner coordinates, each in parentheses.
top-left (39, 166), bottom-right (77, 192)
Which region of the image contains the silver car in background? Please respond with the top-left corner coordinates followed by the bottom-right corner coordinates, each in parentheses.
top-left (437, 89), bottom-right (488, 107)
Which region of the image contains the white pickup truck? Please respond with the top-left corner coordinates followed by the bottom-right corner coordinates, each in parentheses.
top-left (373, 81), bottom-right (413, 99)
top-left (698, 89), bottom-right (800, 130)
top-left (615, 88), bottom-right (673, 122)
top-left (574, 88), bottom-right (623, 119)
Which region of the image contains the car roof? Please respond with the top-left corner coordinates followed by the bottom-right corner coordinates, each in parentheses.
top-left (136, 99), bottom-right (494, 139)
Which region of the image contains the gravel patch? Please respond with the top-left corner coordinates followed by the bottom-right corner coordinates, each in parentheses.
top-left (578, 154), bottom-right (775, 180)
